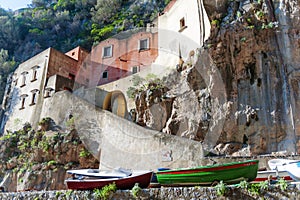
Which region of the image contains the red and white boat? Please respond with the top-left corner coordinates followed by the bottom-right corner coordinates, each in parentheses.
top-left (67, 168), bottom-right (132, 178)
top-left (267, 159), bottom-right (300, 182)
top-left (252, 170), bottom-right (293, 183)
top-left (65, 170), bottom-right (153, 190)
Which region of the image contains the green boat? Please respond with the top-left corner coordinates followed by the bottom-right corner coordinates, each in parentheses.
top-left (156, 160), bottom-right (259, 186)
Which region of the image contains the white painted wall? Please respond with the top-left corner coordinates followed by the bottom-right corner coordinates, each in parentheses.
top-left (155, 0), bottom-right (211, 69)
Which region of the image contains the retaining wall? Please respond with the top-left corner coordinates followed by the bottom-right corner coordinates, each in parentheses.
top-left (0, 186), bottom-right (299, 200)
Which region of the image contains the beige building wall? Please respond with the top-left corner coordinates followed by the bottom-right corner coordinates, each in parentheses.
top-left (3, 49), bottom-right (50, 132)
top-left (2, 47), bottom-right (83, 132)
top-left (97, 68), bottom-right (152, 110)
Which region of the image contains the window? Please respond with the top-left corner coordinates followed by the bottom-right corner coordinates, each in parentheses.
top-left (102, 71), bottom-right (108, 79)
top-left (44, 88), bottom-right (53, 98)
top-left (20, 72), bottom-right (28, 87)
top-left (13, 73), bottom-right (18, 86)
top-left (31, 66), bottom-right (39, 82)
top-left (139, 38), bottom-right (149, 51)
top-left (132, 66), bottom-right (139, 74)
top-left (30, 89), bottom-right (39, 106)
top-left (19, 94), bottom-right (28, 110)
top-left (14, 78), bottom-right (18, 86)
top-left (179, 17), bottom-right (187, 32)
top-left (68, 73), bottom-right (75, 80)
top-left (103, 45), bottom-right (113, 58)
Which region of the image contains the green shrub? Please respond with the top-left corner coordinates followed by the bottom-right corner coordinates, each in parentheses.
top-left (239, 180), bottom-right (248, 189)
top-left (215, 181), bottom-right (227, 196)
top-left (259, 180), bottom-right (269, 191)
top-left (47, 160), bottom-right (57, 166)
top-left (131, 183), bottom-right (142, 198)
top-left (277, 178), bottom-right (287, 191)
top-left (94, 183), bottom-right (117, 200)
top-left (79, 148), bottom-right (91, 158)
top-left (211, 19), bottom-right (220, 27)
top-left (126, 74), bottom-right (164, 99)
top-left (66, 116), bottom-right (76, 129)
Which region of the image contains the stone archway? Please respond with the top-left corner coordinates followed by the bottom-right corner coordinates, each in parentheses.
top-left (110, 91), bottom-right (128, 118)
top-left (102, 92), bottom-right (112, 111)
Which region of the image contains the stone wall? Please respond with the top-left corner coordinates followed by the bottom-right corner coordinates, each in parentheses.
top-left (0, 186), bottom-right (299, 200)
top-left (40, 91), bottom-right (204, 170)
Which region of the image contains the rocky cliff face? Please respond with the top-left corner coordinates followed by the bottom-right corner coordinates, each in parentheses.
top-left (134, 0), bottom-right (300, 155)
top-left (0, 119), bottom-right (98, 192)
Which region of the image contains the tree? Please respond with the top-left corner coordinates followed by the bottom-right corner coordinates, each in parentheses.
top-left (0, 49), bottom-right (17, 102)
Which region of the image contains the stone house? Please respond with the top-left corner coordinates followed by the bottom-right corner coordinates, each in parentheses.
top-left (0, 47), bottom-right (88, 133)
top-left (81, 27), bottom-right (158, 87)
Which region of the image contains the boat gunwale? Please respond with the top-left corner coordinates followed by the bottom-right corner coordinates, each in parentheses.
top-left (156, 160), bottom-right (259, 175)
top-left (65, 170), bottom-right (153, 183)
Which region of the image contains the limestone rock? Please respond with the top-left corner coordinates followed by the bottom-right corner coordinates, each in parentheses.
top-left (133, 0), bottom-right (300, 156)
top-left (0, 122), bottom-right (99, 192)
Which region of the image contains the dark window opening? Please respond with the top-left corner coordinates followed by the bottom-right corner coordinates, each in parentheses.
top-left (44, 90), bottom-right (51, 98)
top-left (72, 52), bottom-right (75, 56)
top-left (19, 95), bottom-right (28, 110)
top-left (31, 70), bottom-right (37, 82)
top-left (103, 46), bottom-right (112, 58)
top-left (20, 98), bottom-right (26, 109)
top-left (30, 93), bottom-right (36, 106)
top-left (69, 73), bottom-right (75, 80)
top-left (44, 88), bottom-right (53, 98)
top-left (132, 66), bottom-right (138, 74)
top-left (20, 73), bottom-right (27, 87)
top-left (179, 17), bottom-right (187, 32)
top-left (139, 39), bottom-right (149, 51)
top-left (30, 90), bottom-right (39, 106)
top-left (14, 78), bottom-right (18, 86)
top-left (102, 71), bottom-right (108, 79)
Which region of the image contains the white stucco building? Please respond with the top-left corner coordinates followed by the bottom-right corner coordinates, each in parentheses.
top-left (153, 0), bottom-right (211, 71)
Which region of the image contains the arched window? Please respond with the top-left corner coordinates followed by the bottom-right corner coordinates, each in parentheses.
top-left (30, 89), bottom-right (39, 106)
top-left (31, 66), bottom-right (40, 82)
top-left (44, 88), bottom-right (54, 98)
top-left (19, 94), bottom-right (28, 110)
top-left (20, 72), bottom-right (28, 87)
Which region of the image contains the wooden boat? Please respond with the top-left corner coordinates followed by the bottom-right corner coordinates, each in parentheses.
top-left (252, 170), bottom-right (293, 183)
top-left (65, 170), bottom-right (153, 190)
top-left (67, 168), bottom-right (132, 178)
top-left (267, 159), bottom-right (300, 181)
top-left (284, 161), bottom-right (300, 181)
top-left (268, 159), bottom-right (300, 171)
top-left (156, 160), bottom-right (259, 186)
